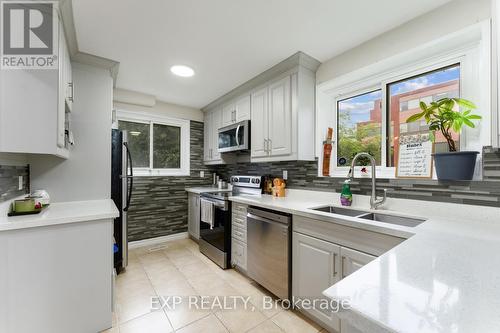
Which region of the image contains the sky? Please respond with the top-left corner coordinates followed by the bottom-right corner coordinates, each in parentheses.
top-left (339, 65), bottom-right (460, 129)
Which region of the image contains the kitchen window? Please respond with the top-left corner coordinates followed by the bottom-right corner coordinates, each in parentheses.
top-left (388, 64), bottom-right (461, 167)
top-left (337, 90), bottom-right (382, 166)
top-left (317, 21), bottom-right (492, 179)
top-left (333, 64), bottom-right (461, 175)
top-left (117, 111), bottom-right (190, 176)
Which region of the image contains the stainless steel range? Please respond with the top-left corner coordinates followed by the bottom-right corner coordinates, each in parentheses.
top-left (199, 176), bottom-right (262, 269)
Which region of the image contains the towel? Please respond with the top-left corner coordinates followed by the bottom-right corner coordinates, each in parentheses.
top-left (200, 198), bottom-right (214, 230)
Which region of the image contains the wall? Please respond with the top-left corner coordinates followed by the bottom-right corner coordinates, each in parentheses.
top-left (0, 165), bottom-right (29, 203)
top-left (114, 88), bottom-right (204, 122)
top-left (29, 63), bottom-right (113, 202)
top-left (127, 121), bottom-right (213, 241)
top-left (317, 0), bottom-right (491, 84)
top-left (213, 146), bottom-right (500, 208)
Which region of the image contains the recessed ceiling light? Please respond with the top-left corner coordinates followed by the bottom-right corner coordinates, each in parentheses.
top-left (170, 65), bottom-right (195, 77)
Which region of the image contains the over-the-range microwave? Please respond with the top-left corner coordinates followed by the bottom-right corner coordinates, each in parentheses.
top-left (217, 120), bottom-right (250, 153)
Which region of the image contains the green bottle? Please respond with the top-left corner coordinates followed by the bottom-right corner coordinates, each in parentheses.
top-left (340, 179), bottom-right (353, 206)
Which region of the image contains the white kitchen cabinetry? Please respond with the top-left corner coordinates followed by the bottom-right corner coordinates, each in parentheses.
top-left (292, 214), bottom-right (403, 332)
top-left (0, 219), bottom-right (113, 333)
top-left (0, 7), bottom-right (72, 158)
top-left (202, 52), bottom-right (320, 164)
top-left (293, 232), bottom-right (341, 331)
top-left (203, 108), bottom-right (223, 164)
top-left (341, 247), bottom-right (376, 279)
top-left (222, 94), bottom-right (251, 127)
top-left (231, 203), bottom-right (248, 271)
top-left (250, 70), bottom-right (316, 162)
top-left (188, 193), bottom-right (200, 240)
top-left (250, 87), bottom-right (269, 158)
top-left (250, 77), bottom-right (292, 158)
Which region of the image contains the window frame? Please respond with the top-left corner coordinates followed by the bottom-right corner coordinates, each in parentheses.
top-left (318, 21), bottom-right (491, 179)
top-left (116, 110), bottom-right (190, 177)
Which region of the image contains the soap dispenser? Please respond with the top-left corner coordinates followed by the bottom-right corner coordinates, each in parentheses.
top-left (340, 179), bottom-right (353, 206)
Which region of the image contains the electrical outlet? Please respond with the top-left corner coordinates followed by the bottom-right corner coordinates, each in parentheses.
top-left (200, 171), bottom-right (205, 178)
top-left (18, 176), bottom-right (23, 190)
top-left (283, 170), bottom-right (288, 180)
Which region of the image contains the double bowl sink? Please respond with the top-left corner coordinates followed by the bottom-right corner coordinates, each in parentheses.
top-left (310, 206), bottom-right (425, 228)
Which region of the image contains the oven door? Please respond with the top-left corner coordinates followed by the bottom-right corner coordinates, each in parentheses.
top-left (199, 198), bottom-right (231, 253)
top-left (218, 120), bottom-right (249, 153)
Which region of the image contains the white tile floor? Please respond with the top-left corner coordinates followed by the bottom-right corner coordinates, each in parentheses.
top-left (104, 238), bottom-right (325, 333)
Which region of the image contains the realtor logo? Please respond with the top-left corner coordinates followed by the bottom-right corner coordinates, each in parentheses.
top-left (1, 1), bottom-right (58, 69)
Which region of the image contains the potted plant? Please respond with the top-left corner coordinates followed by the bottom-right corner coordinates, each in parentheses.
top-left (406, 97), bottom-right (481, 180)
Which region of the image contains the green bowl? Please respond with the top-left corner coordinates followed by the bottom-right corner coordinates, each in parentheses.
top-left (14, 199), bottom-right (36, 213)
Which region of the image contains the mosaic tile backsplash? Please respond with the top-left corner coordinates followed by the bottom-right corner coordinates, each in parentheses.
top-left (0, 165), bottom-right (30, 203)
top-left (213, 147), bottom-right (500, 208)
top-left (126, 121), bottom-right (214, 242)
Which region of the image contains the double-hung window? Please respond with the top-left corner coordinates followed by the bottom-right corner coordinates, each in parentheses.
top-left (116, 111), bottom-right (190, 176)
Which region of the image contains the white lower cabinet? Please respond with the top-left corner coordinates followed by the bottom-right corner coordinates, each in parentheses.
top-left (232, 239), bottom-right (247, 270)
top-left (187, 193), bottom-right (200, 240)
top-left (231, 203), bottom-right (248, 271)
top-left (292, 230), bottom-right (377, 332)
top-left (292, 232), bottom-right (342, 332)
top-left (340, 247), bottom-right (376, 279)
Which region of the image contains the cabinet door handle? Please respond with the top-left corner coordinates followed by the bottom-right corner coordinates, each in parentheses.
top-left (68, 82), bottom-right (74, 102)
top-left (268, 139), bottom-right (272, 153)
top-left (264, 139), bottom-right (268, 153)
top-left (333, 253), bottom-right (338, 276)
top-left (341, 256), bottom-right (346, 279)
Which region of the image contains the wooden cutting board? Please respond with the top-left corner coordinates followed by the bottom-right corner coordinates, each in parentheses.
top-left (322, 127), bottom-right (333, 176)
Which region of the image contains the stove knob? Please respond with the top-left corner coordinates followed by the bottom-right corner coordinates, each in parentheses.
top-left (255, 179), bottom-right (260, 184)
top-left (233, 177), bottom-right (238, 183)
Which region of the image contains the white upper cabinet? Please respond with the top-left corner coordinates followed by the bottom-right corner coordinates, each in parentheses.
top-left (250, 88), bottom-right (269, 158)
top-left (212, 108), bottom-right (222, 161)
top-left (268, 76), bottom-right (292, 157)
top-left (0, 6), bottom-right (72, 158)
top-left (222, 102), bottom-right (235, 127)
top-left (235, 94), bottom-right (250, 122)
top-left (221, 94), bottom-right (251, 127)
top-left (203, 108), bottom-right (223, 164)
top-left (202, 52), bottom-right (320, 164)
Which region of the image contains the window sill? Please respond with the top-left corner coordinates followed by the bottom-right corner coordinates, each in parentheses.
top-left (133, 169), bottom-right (190, 177)
top-left (328, 167), bottom-right (397, 179)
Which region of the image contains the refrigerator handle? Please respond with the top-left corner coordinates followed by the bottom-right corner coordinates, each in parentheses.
top-left (123, 142), bottom-right (133, 212)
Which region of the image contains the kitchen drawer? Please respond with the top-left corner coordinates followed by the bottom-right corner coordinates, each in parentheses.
top-left (232, 203), bottom-right (248, 215)
top-left (232, 215), bottom-right (246, 228)
top-left (232, 225), bottom-right (247, 243)
top-left (231, 238), bottom-right (247, 271)
top-left (293, 215), bottom-right (405, 257)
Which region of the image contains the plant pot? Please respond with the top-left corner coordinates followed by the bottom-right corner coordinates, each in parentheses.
top-left (432, 151), bottom-right (479, 180)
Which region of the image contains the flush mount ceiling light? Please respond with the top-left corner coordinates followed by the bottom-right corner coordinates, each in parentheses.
top-left (170, 65), bottom-right (195, 77)
top-left (129, 131), bottom-right (141, 136)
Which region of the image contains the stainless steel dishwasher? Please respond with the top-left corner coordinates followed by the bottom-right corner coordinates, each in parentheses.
top-left (247, 206), bottom-right (291, 300)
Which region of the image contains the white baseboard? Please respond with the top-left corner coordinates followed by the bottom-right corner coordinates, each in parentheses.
top-left (129, 232), bottom-right (189, 249)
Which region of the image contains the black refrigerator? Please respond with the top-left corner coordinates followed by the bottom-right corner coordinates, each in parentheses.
top-left (111, 129), bottom-right (133, 274)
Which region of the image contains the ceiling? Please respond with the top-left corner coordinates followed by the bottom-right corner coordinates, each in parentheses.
top-left (72, 0), bottom-right (451, 109)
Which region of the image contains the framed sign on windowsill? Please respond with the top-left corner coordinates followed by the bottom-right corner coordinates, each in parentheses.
top-left (396, 133), bottom-right (434, 179)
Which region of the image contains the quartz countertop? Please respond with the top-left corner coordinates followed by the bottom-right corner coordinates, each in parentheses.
top-left (185, 186), bottom-right (232, 194)
top-left (229, 189), bottom-right (500, 332)
top-left (0, 199), bottom-right (119, 232)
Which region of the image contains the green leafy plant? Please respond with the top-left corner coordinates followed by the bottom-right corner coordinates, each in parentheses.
top-left (406, 98), bottom-right (481, 152)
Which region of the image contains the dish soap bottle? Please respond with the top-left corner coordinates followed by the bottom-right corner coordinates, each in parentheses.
top-left (340, 179), bottom-right (353, 206)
